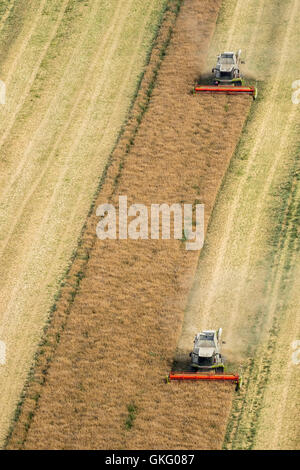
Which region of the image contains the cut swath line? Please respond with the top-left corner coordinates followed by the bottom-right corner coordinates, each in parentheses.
top-left (0, 0), bottom-right (16, 35)
top-left (0, 0), bottom-right (126, 256)
top-left (225, 0), bottom-right (244, 50)
top-left (268, 234), bottom-right (300, 448)
top-left (0, 0), bottom-right (122, 203)
top-left (200, 0), bottom-right (299, 325)
top-left (225, 104), bottom-right (298, 343)
top-left (231, 180), bottom-right (300, 449)
top-left (0, 0), bottom-right (68, 150)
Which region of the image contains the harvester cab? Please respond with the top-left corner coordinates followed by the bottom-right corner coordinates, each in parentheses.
top-left (190, 329), bottom-right (224, 373)
top-left (212, 50), bottom-right (243, 86)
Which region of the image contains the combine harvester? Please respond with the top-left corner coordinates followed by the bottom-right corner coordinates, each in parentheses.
top-left (169, 329), bottom-right (241, 391)
top-left (195, 50), bottom-right (257, 99)
top-left (168, 52), bottom-right (253, 392)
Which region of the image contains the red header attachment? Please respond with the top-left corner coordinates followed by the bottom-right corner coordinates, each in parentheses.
top-left (169, 373), bottom-right (240, 385)
top-left (194, 85), bottom-right (257, 98)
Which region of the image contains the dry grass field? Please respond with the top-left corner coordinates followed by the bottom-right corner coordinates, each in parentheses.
top-left (6, 0), bottom-right (253, 450)
top-left (3, 0), bottom-right (299, 451)
top-left (178, 0), bottom-right (300, 450)
top-left (0, 0), bottom-right (169, 446)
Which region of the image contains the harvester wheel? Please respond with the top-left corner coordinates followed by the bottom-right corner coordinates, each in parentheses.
top-left (235, 375), bottom-right (243, 391)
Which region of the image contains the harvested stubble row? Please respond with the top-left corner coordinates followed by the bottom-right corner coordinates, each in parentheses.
top-left (7, 0), bottom-right (252, 450)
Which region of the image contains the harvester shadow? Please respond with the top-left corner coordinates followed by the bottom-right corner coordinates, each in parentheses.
top-left (193, 72), bottom-right (213, 86)
top-left (193, 72), bottom-right (261, 87)
top-left (171, 350), bottom-right (193, 373)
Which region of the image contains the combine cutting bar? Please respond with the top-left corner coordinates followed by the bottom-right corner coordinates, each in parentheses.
top-left (169, 373), bottom-right (239, 385)
top-left (194, 85), bottom-right (256, 99)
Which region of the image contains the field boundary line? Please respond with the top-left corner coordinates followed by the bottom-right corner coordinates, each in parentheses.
top-left (226, 105), bottom-right (298, 341)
